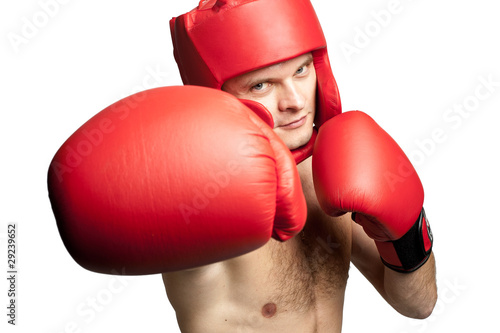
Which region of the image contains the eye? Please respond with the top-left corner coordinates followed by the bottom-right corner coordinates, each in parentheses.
top-left (252, 83), bottom-right (265, 90)
top-left (251, 82), bottom-right (270, 93)
top-left (296, 66), bottom-right (305, 75)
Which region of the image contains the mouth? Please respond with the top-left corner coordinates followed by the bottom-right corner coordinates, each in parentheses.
top-left (277, 115), bottom-right (308, 130)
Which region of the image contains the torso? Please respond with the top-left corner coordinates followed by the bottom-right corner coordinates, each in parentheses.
top-left (162, 157), bottom-right (353, 332)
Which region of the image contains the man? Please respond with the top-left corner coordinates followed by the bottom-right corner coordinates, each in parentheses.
top-left (48, 0), bottom-right (437, 332)
top-left (163, 0), bottom-right (437, 331)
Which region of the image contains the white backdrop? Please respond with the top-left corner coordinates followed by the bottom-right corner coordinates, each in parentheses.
top-left (1, 0), bottom-right (499, 332)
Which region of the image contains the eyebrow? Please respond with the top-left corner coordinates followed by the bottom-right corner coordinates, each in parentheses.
top-left (300, 54), bottom-right (314, 68)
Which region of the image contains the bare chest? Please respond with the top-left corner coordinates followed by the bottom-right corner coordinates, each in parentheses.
top-left (164, 214), bottom-right (352, 333)
top-left (264, 213), bottom-right (352, 313)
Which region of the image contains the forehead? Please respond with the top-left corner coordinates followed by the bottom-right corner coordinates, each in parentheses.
top-left (223, 53), bottom-right (313, 89)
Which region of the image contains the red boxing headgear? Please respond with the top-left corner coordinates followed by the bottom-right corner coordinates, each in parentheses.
top-left (170, 0), bottom-right (342, 161)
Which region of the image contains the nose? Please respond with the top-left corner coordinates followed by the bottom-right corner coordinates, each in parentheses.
top-left (277, 81), bottom-right (305, 112)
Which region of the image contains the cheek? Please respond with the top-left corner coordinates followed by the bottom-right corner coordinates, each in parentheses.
top-left (305, 77), bottom-right (317, 111)
top-left (251, 95), bottom-right (281, 124)
top-left (306, 79), bottom-right (317, 111)
top-left (223, 88), bottom-right (280, 123)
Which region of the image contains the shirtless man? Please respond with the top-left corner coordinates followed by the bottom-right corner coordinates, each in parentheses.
top-left (48, 0), bottom-right (437, 332)
top-left (164, 1), bottom-right (437, 331)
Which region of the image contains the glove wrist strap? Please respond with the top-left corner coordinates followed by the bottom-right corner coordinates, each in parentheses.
top-left (376, 208), bottom-right (433, 273)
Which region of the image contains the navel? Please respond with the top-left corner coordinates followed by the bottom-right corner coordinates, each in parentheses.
top-left (261, 302), bottom-right (277, 318)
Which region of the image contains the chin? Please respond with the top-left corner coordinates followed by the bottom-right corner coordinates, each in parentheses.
top-left (283, 128), bottom-right (314, 150)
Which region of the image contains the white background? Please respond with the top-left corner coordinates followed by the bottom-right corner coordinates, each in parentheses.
top-left (1, 0), bottom-right (499, 332)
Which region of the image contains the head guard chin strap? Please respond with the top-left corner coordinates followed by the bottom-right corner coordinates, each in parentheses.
top-left (170, 0), bottom-right (342, 163)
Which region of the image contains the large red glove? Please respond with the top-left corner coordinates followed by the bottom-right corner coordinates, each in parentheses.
top-left (48, 86), bottom-right (306, 275)
top-left (312, 111), bottom-right (433, 272)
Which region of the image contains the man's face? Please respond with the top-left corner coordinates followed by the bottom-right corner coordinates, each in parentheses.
top-left (222, 53), bottom-right (317, 150)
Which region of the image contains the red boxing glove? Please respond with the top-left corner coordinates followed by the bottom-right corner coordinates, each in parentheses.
top-left (312, 111), bottom-right (433, 272)
top-left (48, 86), bottom-right (306, 275)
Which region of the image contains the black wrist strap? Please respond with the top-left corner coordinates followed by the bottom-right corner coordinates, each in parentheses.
top-left (381, 208), bottom-right (433, 273)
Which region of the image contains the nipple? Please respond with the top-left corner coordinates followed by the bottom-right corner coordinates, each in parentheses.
top-left (261, 302), bottom-right (277, 318)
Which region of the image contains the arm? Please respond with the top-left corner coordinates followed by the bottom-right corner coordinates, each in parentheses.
top-left (351, 220), bottom-right (437, 319)
top-left (312, 111), bottom-right (437, 317)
